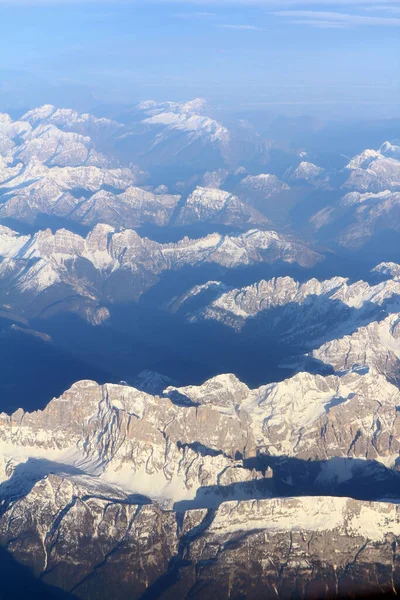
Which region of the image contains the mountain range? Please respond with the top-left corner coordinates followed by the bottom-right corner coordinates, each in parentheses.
top-left (1, 100), bottom-right (400, 599)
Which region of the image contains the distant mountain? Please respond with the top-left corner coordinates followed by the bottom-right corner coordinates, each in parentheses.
top-left (22, 104), bottom-right (121, 138)
top-left (174, 186), bottom-right (270, 229)
top-left (300, 141), bottom-right (400, 256)
top-left (287, 160), bottom-right (328, 186)
top-left (113, 98), bottom-right (233, 173)
top-left (139, 98), bottom-right (230, 144)
top-left (344, 141), bottom-right (400, 193)
top-left (0, 109), bottom-right (277, 234)
top-left (236, 172), bottom-right (302, 224)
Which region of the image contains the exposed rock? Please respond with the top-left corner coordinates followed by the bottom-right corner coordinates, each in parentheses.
top-left (1, 369), bottom-right (400, 506)
top-left (0, 225), bottom-right (322, 321)
top-left (1, 373), bottom-right (400, 597)
top-left (180, 274), bottom-right (400, 356)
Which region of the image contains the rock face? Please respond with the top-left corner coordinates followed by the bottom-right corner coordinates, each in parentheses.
top-left (178, 273), bottom-right (400, 354)
top-left (0, 224), bottom-right (321, 321)
top-left (1, 483), bottom-right (400, 600)
top-left (1, 372), bottom-right (400, 598)
top-left (0, 376), bottom-right (262, 507)
top-left (1, 369), bottom-right (400, 504)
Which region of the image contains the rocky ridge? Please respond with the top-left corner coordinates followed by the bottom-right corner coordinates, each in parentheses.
top-left (1, 371), bottom-right (400, 597)
top-left (1, 368), bottom-right (400, 506)
top-left (176, 272), bottom-right (400, 347)
top-left (0, 224), bottom-right (321, 321)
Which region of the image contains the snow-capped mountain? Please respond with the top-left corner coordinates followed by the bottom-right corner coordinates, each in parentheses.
top-left (139, 98), bottom-right (230, 144)
top-left (0, 110), bottom-right (276, 233)
top-left (0, 224), bottom-right (321, 322)
top-left (303, 143), bottom-right (400, 251)
top-left (21, 104), bottom-right (122, 140)
top-left (310, 187), bottom-right (400, 249)
top-left (2, 100), bottom-right (400, 598)
top-left (311, 312), bottom-right (400, 382)
top-left (288, 160), bottom-right (328, 186)
top-left (174, 186), bottom-right (270, 228)
top-left (0, 163), bottom-right (269, 233)
top-left (177, 272), bottom-right (400, 349)
top-left (344, 141), bottom-right (400, 193)
top-left (113, 98), bottom-right (235, 172)
top-left (130, 369), bottom-right (180, 395)
top-left (0, 160), bottom-right (148, 227)
top-left (0, 369), bottom-right (400, 597)
top-left (0, 110), bottom-right (113, 169)
top-left (236, 173), bottom-right (294, 223)
top-left (3, 368), bottom-right (397, 503)
top-left (239, 173), bottom-right (290, 198)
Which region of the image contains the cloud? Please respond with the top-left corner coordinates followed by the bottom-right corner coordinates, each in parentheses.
top-left (1, 0), bottom-right (400, 5)
top-left (1, 0), bottom-right (400, 9)
top-left (175, 10), bottom-right (216, 18)
top-left (362, 3), bottom-right (400, 10)
top-left (0, 0), bottom-right (105, 3)
top-left (168, 0), bottom-right (400, 3)
top-left (217, 23), bottom-right (263, 29)
top-left (171, 0), bottom-right (400, 4)
top-left (240, 100), bottom-right (400, 105)
top-left (289, 18), bottom-right (353, 25)
top-left (274, 9), bottom-right (400, 25)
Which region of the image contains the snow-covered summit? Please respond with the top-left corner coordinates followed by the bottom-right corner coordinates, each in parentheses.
top-left (240, 173), bottom-right (290, 195)
top-left (138, 97), bottom-right (209, 115)
top-left (175, 185), bottom-right (269, 228)
top-left (0, 224), bottom-right (322, 322)
top-left (345, 144), bottom-right (400, 193)
top-left (1, 365), bottom-right (399, 506)
top-left (22, 104), bottom-right (121, 133)
top-left (290, 160), bottom-right (326, 183)
top-left (139, 97), bottom-right (229, 143)
top-left (372, 261), bottom-right (400, 280)
top-left (177, 272), bottom-right (400, 370)
top-left (346, 148), bottom-right (383, 170)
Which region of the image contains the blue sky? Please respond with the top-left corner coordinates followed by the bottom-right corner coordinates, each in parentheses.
top-left (0, 0), bottom-right (399, 118)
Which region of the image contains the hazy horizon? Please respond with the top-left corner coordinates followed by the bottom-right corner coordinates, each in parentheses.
top-left (0, 0), bottom-right (399, 120)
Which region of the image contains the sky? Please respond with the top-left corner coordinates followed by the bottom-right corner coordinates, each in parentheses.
top-left (0, 0), bottom-right (399, 119)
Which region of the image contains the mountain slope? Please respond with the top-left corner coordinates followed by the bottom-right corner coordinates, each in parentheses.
top-left (0, 224), bottom-right (322, 321)
top-left (0, 371), bottom-right (400, 597)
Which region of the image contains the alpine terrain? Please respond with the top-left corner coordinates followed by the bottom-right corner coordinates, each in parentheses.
top-left (0, 101), bottom-right (400, 600)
